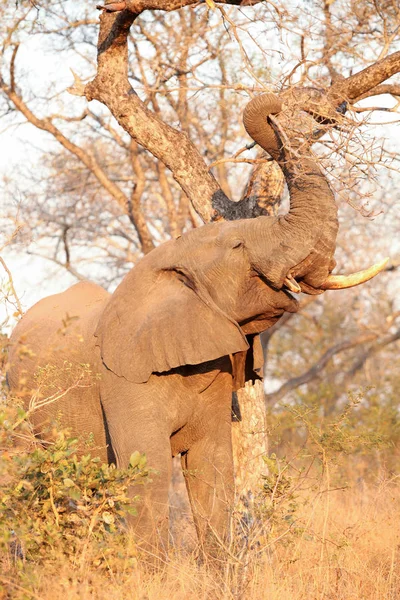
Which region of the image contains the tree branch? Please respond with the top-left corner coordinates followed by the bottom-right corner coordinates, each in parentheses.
top-left (84, 9), bottom-right (232, 223)
top-left (26, 250), bottom-right (86, 282)
top-left (344, 328), bottom-right (400, 383)
top-left (278, 51), bottom-right (400, 139)
top-left (76, 6), bottom-right (400, 226)
top-left (330, 51), bottom-right (400, 103)
top-left (0, 80), bottom-right (153, 253)
top-left (97, 0), bottom-right (262, 13)
top-left (128, 140), bottom-right (155, 253)
top-left (355, 83), bottom-right (400, 102)
top-left (240, 159), bottom-right (284, 217)
top-left (0, 256), bottom-right (23, 317)
top-left (265, 333), bottom-right (378, 405)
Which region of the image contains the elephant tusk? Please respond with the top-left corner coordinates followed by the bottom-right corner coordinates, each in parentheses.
top-left (319, 257), bottom-right (389, 290)
top-left (284, 274), bottom-right (302, 293)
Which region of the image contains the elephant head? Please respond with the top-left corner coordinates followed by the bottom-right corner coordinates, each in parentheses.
top-left (95, 94), bottom-right (386, 384)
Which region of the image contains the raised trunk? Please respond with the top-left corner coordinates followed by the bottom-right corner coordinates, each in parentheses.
top-left (243, 94), bottom-right (338, 292)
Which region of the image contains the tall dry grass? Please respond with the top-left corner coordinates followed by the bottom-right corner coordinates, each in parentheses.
top-left (1, 360), bottom-right (399, 600)
top-left (1, 471), bottom-right (399, 600)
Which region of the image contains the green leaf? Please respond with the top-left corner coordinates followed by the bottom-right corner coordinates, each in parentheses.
top-left (138, 455), bottom-right (147, 469)
top-left (129, 451), bottom-right (141, 469)
top-left (52, 451), bottom-right (65, 463)
top-left (69, 488), bottom-right (81, 501)
top-left (124, 506), bottom-right (137, 516)
top-left (102, 511), bottom-right (115, 525)
top-left (63, 478), bottom-right (75, 488)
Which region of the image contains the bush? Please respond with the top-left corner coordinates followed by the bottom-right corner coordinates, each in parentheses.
top-left (0, 403), bottom-right (149, 570)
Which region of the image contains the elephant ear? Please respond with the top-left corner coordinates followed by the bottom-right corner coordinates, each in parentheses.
top-left (95, 267), bottom-right (249, 383)
top-left (231, 334), bottom-right (264, 392)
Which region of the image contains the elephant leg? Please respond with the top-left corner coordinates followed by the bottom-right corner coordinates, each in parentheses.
top-left (133, 455), bottom-right (172, 562)
top-left (181, 424), bottom-right (234, 559)
top-left (181, 376), bottom-right (234, 559)
top-left (100, 381), bottom-right (172, 559)
top-left (113, 431), bottom-right (172, 559)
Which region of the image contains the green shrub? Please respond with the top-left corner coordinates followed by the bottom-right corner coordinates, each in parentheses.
top-left (0, 403), bottom-right (148, 570)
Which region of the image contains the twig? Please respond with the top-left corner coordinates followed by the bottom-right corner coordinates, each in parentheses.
top-left (0, 256), bottom-right (23, 316)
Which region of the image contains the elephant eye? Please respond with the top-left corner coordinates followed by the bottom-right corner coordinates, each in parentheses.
top-left (232, 240), bottom-right (244, 249)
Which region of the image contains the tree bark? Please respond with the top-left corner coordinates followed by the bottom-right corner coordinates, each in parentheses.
top-left (232, 381), bottom-right (269, 501)
top-left (84, 10), bottom-right (229, 223)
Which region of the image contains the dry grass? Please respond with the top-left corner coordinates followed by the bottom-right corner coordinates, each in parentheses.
top-left (257, 482), bottom-right (400, 600)
top-left (1, 381), bottom-right (399, 599)
top-left (1, 474), bottom-right (400, 600)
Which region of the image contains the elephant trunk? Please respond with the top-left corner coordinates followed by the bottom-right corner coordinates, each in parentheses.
top-left (243, 94), bottom-right (387, 292)
top-left (243, 93), bottom-right (339, 291)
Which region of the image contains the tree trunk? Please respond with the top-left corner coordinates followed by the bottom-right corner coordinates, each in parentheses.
top-left (232, 380), bottom-right (268, 502)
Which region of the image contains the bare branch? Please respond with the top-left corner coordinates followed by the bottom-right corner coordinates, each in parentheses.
top-left (331, 50), bottom-right (400, 103)
top-left (0, 256), bottom-right (23, 317)
top-left (0, 81), bottom-right (151, 253)
top-left (67, 69), bottom-right (87, 97)
top-left (10, 44), bottom-right (19, 93)
top-left (355, 83), bottom-right (400, 102)
top-left (26, 250), bottom-right (86, 282)
top-left (240, 160), bottom-right (284, 216)
top-left (344, 328), bottom-right (400, 383)
top-left (62, 225), bottom-right (71, 268)
top-left (97, 0), bottom-right (263, 13)
top-left (265, 333), bottom-right (378, 405)
top-left (84, 10), bottom-right (230, 223)
top-left (128, 140), bottom-right (155, 253)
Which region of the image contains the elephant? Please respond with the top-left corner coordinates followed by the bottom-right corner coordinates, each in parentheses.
top-left (7, 94), bottom-right (384, 560)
